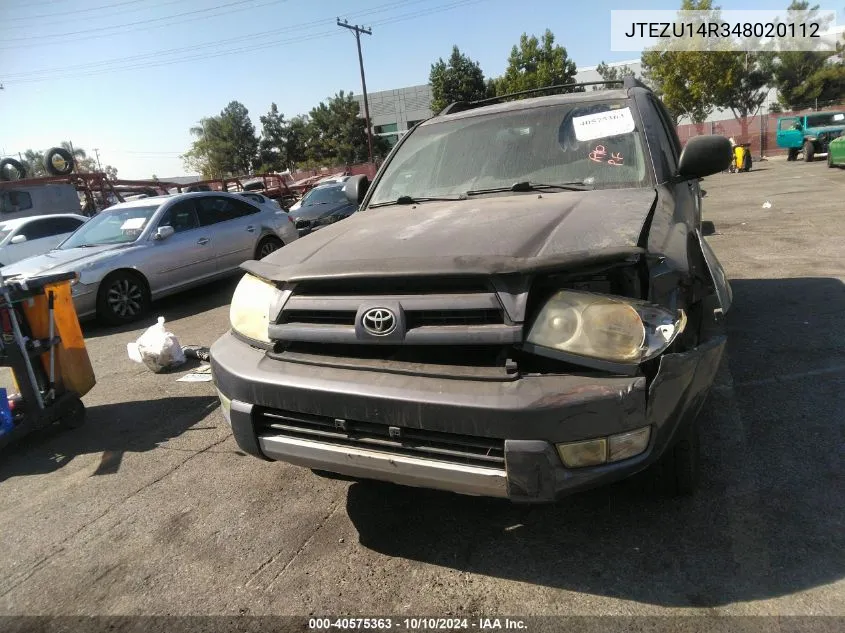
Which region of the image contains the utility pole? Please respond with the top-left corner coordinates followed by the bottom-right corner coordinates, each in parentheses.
top-left (337, 18), bottom-right (374, 164)
top-left (93, 148), bottom-right (102, 171)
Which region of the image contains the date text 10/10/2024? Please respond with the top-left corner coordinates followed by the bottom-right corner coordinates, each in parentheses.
top-left (308, 617), bottom-right (528, 630)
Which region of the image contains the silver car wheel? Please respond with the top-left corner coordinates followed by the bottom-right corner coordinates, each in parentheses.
top-left (106, 278), bottom-right (143, 318)
top-left (259, 239), bottom-right (280, 258)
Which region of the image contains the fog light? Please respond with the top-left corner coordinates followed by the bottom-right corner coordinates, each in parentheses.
top-left (216, 388), bottom-right (232, 425)
top-left (608, 426), bottom-right (651, 463)
top-left (556, 438), bottom-right (607, 468)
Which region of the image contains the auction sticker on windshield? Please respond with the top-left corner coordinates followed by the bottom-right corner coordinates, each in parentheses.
top-left (573, 107), bottom-right (635, 141)
top-left (120, 217), bottom-right (146, 230)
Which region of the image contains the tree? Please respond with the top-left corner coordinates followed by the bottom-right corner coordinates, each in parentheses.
top-left (257, 103), bottom-right (290, 172)
top-left (286, 115), bottom-right (310, 169)
top-left (306, 91), bottom-right (389, 165)
top-left (21, 149), bottom-right (46, 177)
top-left (712, 51), bottom-right (770, 140)
top-left (592, 61), bottom-right (640, 90)
top-left (759, 2), bottom-right (842, 110)
top-left (641, 1), bottom-right (738, 124)
top-left (182, 101), bottom-right (259, 178)
top-left (429, 46), bottom-right (490, 112)
top-left (494, 30), bottom-right (578, 96)
top-left (19, 143), bottom-right (117, 178)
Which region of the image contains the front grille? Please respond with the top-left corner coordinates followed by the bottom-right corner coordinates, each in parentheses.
top-left (254, 407), bottom-right (505, 469)
top-left (405, 309), bottom-right (502, 328)
top-left (270, 277), bottom-right (520, 348)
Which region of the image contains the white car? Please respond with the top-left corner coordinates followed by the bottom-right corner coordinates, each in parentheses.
top-left (0, 214), bottom-right (88, 267)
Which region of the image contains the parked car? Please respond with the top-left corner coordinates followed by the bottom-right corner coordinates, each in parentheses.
top-left (0, 214), bottom-right (88, 267)
top-left (237, 191), bottom-right (284, 211)
top-left (776, 111), bottom-right (845, 161)
top-left (0, 192), bottom-right (298, 324)
top-left (287, 181), bottom-right (357, 236)
top-left (827, 133), bottom-right (845, 168)
top-left (212, 78), bottom-right (734, 503)
top-left (287, 176), bottom-right (350, 213)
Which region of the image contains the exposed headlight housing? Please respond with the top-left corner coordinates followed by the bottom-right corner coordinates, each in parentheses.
top-left (229, 273), bottom-right (283, 344)
top-left (525, 290), bottom-right (686, 367)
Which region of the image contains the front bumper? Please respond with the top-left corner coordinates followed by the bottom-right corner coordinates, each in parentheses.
top-left (211, 332), bottom-right (725, 502)
top-left (70, 282), bottom-right (98, 319)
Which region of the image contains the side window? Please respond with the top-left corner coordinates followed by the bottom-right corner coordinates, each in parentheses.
top-left (1, 191), bottom-right (33, 214)
top-left (159, 200), bottom-right (199, 233)
top-left (228, 198), bottom-right (260, 218)
top-left (51, 217), bottom-right (85, 234)
top-left (20, 219), bottom-right (59, 240)
top-left (195, 196), bottom-right (231, 227)
top-left (647, 96), bottom-right (680, 174)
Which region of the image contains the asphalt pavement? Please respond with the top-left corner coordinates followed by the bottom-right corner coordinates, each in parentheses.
top-left (0, 158), bottom-right (843, 619)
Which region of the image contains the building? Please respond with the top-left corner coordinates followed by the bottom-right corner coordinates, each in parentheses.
top-left (353, 84), bottom-right (433, 146)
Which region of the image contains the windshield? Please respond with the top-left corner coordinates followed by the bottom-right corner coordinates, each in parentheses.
top-left (369, 100), bottom-right (648, 205)
top-left (59, 204), bottom-right (160, 249)
top-left (301, 185), bottom-right (346, 207)
top-left (806, 112), bottom-right (845, 127)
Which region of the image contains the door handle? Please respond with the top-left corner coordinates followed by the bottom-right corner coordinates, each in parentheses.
top-left (246, 225), bottom-right (255, 232)
top-left (197, 237), bottom-right (210, 245)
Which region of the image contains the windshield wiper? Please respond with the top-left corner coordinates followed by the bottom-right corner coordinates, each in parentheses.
top-left (466, 181), bottom-right (591, 196)
top-left (368, 194), bottom-right (467, 208)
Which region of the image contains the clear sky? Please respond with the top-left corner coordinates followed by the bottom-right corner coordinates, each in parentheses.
top-left (2, 0), bottom-right (842, 179)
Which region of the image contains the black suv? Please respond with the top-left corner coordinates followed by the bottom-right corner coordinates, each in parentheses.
top-left (212, 77), bottom-right (733, 503)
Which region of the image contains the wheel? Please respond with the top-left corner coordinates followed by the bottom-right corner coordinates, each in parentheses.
top-left (256, 236), bottom-right (282, 259)
top-left (803, 140), bottom-right (815, 162)
top-left (787, 148), bottom-right (799, 161)
top-left (59, 396), bottom-right (85, 429)
top-left (829, 153), bottom-right (835, 168)
top-left (651, 419), bottom-right (701, 496)
top-left (44, 147), bottom-right (75, 176)
top-left (0, 158), bottom-right (27, 181)
top-left (96, 271), bottom-right (151, 325)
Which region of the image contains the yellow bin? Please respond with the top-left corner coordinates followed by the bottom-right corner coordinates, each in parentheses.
top-left (20, 281), bottom-right (96, 398)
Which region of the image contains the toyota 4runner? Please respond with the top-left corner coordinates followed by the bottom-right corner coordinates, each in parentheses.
top-left (211, 77), bottom-right (734, 503)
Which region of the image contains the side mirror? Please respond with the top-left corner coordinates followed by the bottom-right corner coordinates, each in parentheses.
top-left (154, 225), bottom-right (175, 241)
top-left (10, 235), bottom-right (27, 244)
top-left (342, 174), bottom-right (370, 204)
top-left (677, 135), bottom-right (733, 180)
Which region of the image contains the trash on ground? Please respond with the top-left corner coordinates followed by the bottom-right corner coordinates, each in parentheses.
top-left (762, 201), bottom-right (772, 209)
top-left (127, 316), bottom-right (186, 373)
top-left (183, 345), bottom-right (211, 362)
top-left (176, 364), bottom-right (213, 382)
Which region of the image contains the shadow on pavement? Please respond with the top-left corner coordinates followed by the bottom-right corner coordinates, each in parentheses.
top-left (346, 277), bottom-right (845, 607)
top-left (82, 276), bottom-right (239, 339)
top-left (0, 396), bottom-right (220, 481)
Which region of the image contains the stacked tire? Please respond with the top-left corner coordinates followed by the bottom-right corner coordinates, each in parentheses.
top-left (0, 146), bottom-right (76, 181)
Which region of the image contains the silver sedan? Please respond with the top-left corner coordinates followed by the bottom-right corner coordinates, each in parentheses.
top-left (0, 191), bottom-right (299, 324)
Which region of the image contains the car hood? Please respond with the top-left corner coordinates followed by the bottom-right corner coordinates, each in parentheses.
top-left (0, 244), bottom-right (130, 278)
top-left (289, 201), bottom-right (352, 221)
top-left (244, 188), bottom-right (657, 282)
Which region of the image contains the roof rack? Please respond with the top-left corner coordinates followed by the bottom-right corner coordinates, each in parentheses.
top-left (439, 75), bottom-right (649, 116)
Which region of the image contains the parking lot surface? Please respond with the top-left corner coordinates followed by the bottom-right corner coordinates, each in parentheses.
top-left (0, 158), bottom-right (843, 617)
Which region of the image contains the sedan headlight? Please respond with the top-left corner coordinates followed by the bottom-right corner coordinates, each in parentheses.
top-left (526, 290), bottom-right (686, 365)
top-left (229, 274), bottom-right (283, 344)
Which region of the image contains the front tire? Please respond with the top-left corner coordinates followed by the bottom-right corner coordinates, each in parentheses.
top-left (256, 236), bottom-right (282, 260)
top-left (96, 271), bottom-right (150, 325)
top-left (804, 140), bottom-right (815, 162)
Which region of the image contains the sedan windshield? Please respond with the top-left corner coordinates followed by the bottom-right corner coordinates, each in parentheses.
top-left (301, 185), bottom-right (346, 207)
top-left (59, 204), bottom-right (160, 249)
top-left (368, 99), bottom-right (649, 206)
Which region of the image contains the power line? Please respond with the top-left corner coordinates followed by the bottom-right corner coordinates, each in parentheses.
top-left (2, 0), bottom-right (147, 23)
top-left (0, 0), bottom-right (287, 45)
top-left (0, 0), bottom-right (189, 31)
top-left (1, 0), bottom-right (450, 81)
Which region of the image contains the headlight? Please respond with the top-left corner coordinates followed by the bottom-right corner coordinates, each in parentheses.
top-left (229, 273), bottom-right (283, 344)
top-left (526, 290), bottom-right (686, 365)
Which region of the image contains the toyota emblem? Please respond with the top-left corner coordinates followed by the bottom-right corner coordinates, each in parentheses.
top-left (362, 308), bottom-right (397, 336)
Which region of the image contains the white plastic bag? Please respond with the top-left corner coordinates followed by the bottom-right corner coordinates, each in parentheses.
top-left (128, 316), bottom-right (186, 373)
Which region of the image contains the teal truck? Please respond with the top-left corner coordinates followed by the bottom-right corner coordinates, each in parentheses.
top-left (776, 111), bottom-right (845, 162)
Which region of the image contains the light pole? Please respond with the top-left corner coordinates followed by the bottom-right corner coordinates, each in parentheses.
top-left (337, 18), bottom-right (374, 164)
